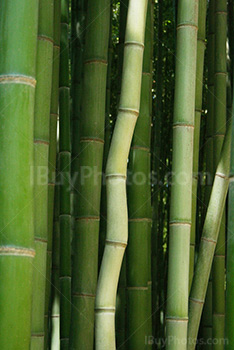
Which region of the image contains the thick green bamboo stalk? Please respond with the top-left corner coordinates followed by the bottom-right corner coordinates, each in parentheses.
top-left (212, 1), bottom-right (227, 346)
top-left (190, 0), bottom-right (207, 291)
top-left (188, 121), bottom-right (231, 350)
top-left (0, 1), bottom-right (38, 348)
top-left (126, 2), bottom-right (152, 348)
top-left (226, 91), bottom-right (234, 349)
top-left (201, 1), bottom-right (215, 346)
top-left (95, 1), bottom-right (148, 349)
top-left (70, 1), bottom-right (110, 348)
top-left (59, 0), bottom-right (71, 348)
top-left (31, 0), bottom-right (54, 348)
top-left (165, 1), bottom-right (198, 349)
top-left (45, 1), bottom-right (61, 345)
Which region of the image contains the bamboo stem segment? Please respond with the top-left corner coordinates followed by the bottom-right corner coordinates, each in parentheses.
top-left (95, 1), bottom-right (148, 349)
top-left (166, 1), bottom-right (198, 349)
top-left (0, 1), bottom-right (38, 348)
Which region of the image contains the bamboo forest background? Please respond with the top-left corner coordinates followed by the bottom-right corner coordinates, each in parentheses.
top-left (1, 0), bottom-right (234, 349)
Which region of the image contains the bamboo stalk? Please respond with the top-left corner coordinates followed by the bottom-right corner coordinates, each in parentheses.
top-left (188, 120), bottom-right (231, 350)
top-left (31, 0), bottom-right (54, 348)
top-left (95, 1), bottom-right (148, 349)
top-left (201, 1), bottom-right (215, 346)
top-left (190, 0), bottom-right (207, 291)
top-left (165, 0), bottom-right (198, 349)
top-left (59, 0), bottom-right (71, 347)
top-left (212, 1), bottom-right (227, 346)
top-left (0, 1), bottom-right (38, 348)
top-left (126, 2), bottom-right (152, 348)
top-left (226, 87), bottom-right (234, 350)
top-left (51, 164), bottom-right (60, 350)
top-left (45, 1), bottom-right (61, 345)
top-left (70, 1), bottom-right (110, 348)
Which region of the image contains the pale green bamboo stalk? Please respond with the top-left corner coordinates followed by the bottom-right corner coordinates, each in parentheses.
top-left (188, 121), bottom-right (231, 350)
top-left (31, 0), bottom-right (54, 348)
top-left (212, 1), bottom-right (227, 346)
top-left (0, 1), bottom-right (38, 348)
top-left (165, 1), bottom-right (198, 349)
top-left (95, 1), bottom-right (148, 349)
top-left (190, 0), bottom-right (207, 291)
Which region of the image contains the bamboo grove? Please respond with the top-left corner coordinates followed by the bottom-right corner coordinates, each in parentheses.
top-left (1, 0), bottom-right (234, 349)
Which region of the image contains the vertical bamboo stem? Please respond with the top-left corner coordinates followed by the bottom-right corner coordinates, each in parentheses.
top-left (45, 1), bottom-right (61, 345)
top-left (188, 121), bottom-right (231, 350)
top-left (165, 0), bottom-right (198, 349)
top-left (212, 1), bottom-right (227, 346)
top-left (59, 0), bottom-right (71, 348)
top-left (95, 1), bottom-right (148, 349)
top-left (190, 0), bottom-right (207, 290)
top-left (70, 1), bottom-right (110, 348)
top-left (31, 0), bottom-right (54, 348)
top-left (126, 2), bottom-right (152, 348)
top-left (0, 1), bottom-right (38, 348)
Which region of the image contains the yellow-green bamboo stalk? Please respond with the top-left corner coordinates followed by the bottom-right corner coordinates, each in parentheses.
top-left (0, 1), bottom-right (38, 348)
top-left (166, 0), bottom-right (198, 349)
top-left (95, 1), bottom-right (148, 349)
top-left (31, 0), bottom-right (54, 348)
top-left (188, 121), bottom-right (231, 350)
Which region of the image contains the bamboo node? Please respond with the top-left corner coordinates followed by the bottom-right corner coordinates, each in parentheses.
top-left (38, 35), bottom-right (54, 45)
top-left (106, 174), bottom-right (126, 180)
top-left (95, 307), bottom-right (115, 313)
top-left (118, 107), bottom-right (139, 117)
top-left (166, 317), bottom-right (188, 322)
top-left (213, 313), bottom-right (225, 317)
top-left (169, 221), bottom-right (191, 227)
top-left (214, 254), bottom-right (225, 258)
top-left (0, 246), bottom-right (35, 257)
top-left (177, 23), bottom-right (198, 30)
top-left (84, 59), bottom-right (108, 65)
top-left (216, 172), bottom-right (228, 180)
top-left (124, 41), bottom-right (144, 49)
top-left (72, 292), bottom-right (96, 298)
top-left (34, 139), bottom-right (50, 146)
top-left (0, 74), bottom-right (36, 87)
top-left (31, 333), bottom-right (44, 338)
top-left (215, 72), bottom-right (227, 76)
top-left (215, 11), bottom-right (227, 15)
top-left (106, 240), bottom-right (127, 248)
top-left (53, 45), bottom-right (60, 50)
top-left (76, 216), bottom-right (100, 221)
top-left (128, 217), bottom-right (152, 223)
top-left (80, 137), bottom-right (104, 144)
top-left (173, 123), bottom-right (194, 129)
top-left (189, 297), bottom-right (204, 305)
top-left (201, 237), bottom-right (216, 244)
top-left (127, 286), bottom-right (148, 291)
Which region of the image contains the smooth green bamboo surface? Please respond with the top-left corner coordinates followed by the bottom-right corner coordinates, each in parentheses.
top-left (0, 1), bottom-right (38, 348)
top-left (201, 1), bottom-right (215, 346)
top-left (59, 1), bottom-right (71, 347)
top-left (188, 121), bottom-right (231, 350)
top-left (31, 0), bottom-right (54, 348)
top-left (126, 2), bottom-right (152, 348)
top-left (115, 2), bottom-right (128, 348)
top-left (212, 1), bottom-right (227, 347)
top-left (190, 0), bottom-right (207, 291)
top-left (51, 171), bottom-right (60, 350)
top-left (95, 1), bottom-right (148, 349)
top-left (45, 1), bottom-right (61, 346)
top-left (166, 1), bottom-right (198, 349)
top-left (226, 97), bottom-right (234, 348)
top-left (70, 1), bottom-right (110, 348)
